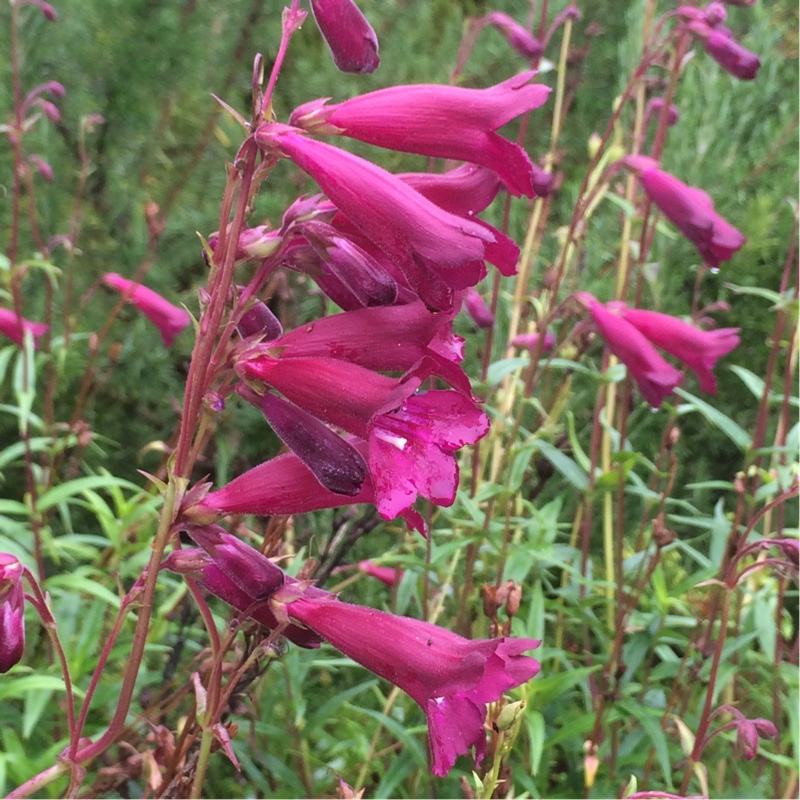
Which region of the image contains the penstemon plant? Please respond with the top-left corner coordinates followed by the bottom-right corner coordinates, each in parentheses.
top-left (0, 0), bottom-right (797, 798)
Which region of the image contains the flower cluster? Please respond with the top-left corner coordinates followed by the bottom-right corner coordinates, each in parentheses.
top-left (576, 293), bottom-right (740, 408)
top-left (165, 528), bottom-right (540, 777)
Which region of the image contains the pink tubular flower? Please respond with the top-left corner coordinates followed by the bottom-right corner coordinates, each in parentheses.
top-left (577, 294), bottom-right (683, 408)
top-left (259, 126), bottom-right (492, 262)
top-left (358, 560), bottom-right (404, 587)
top-left (464, 288), bottom-right (495, 329)
top-left (482, 12), bottom-right (543, 61)
top-left (280, 592), bottom-right (540, 776)
top-left (624, 156), bottom-right (745, 268)
top-left (289, 73), bottom-right (551, 198)
top-left (0, 308), bottom-right (48, 349)
top-left (309, 0), bottom-right (380, 74)
top-left (702, 28), bottom-right (760, 80)
top-left (510, 331), bottom-right (556, 353)
top-left (102, 273), bottom-right (191, 346)
top-left (0, 554), bottom-right (25, 673)
top-left (617, 308), bottom-right (740, 393)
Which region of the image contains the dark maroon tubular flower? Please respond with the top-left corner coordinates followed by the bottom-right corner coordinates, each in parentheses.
top-left (0, 554), bottom-right (25, 673)
top-left (616, 308), bottom-right (740, 394)
top-left (482, 12), bottom-right (544, 61)
top-left (289, 73), bottom-right (550, 198)
top-left (245, 389), bottom-right (368, 496)
top-left (702, 28), bottom-right (761, 80)
top-left (163, 539), bottom-right (323, 649)
top-left (237, 302), bottom-right (283, 340)
top-left (309, 0), bottom-right (380, 74)
top-left (280, 592), bottom-right (540, 776)
top-left (577, 293), bottom-right (683, 408)
top-left (300, 220), bottom-right (398, 307)
top-left (0, 309), bottom-right (48, 349)
top-left (624, 156), bottom-right (745, 268)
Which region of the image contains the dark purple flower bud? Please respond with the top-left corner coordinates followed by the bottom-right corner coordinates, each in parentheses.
top-left (237, 302), bottom-right (283, 340)
top-left (464, 288), bottom-right (494, 329)
top-left (185, 526), bottom-right (286, 600)
top-left (301, 221), bottom-right (398, 307)
top-left (309, 0), bottom-right (380, 74)
top-left (0, 554), bottom-right (25, 673)
top-left (246, 389), bottom-right (368, 496)
top-left (483, 12), bottom-right (543, 61)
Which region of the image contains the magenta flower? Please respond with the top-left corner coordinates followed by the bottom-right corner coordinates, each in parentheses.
top-left (309, 0), bottom-right (380, 74)
top-left (0, 308), bottom-right (48, 349)
top-left (358, 560), bottom-right (404, 587)
top-left (617, 308), bottom-right (739, 393)
top-left (482, 12), bottom-right (543, 61)
top-left (163, 532), bottom-right (324, 650)
top-left (256, 127), bottom-right (497, 295)
top-left (280, 592), bottom-right (540, 776)
top-left (577, 294), bottom-right (683, 408)
top-left (369, 390), bottom-right (489, 519)
top-left (624, 156), bottom-right (745, 268)
top-left (702, 28), bottom-right (761, 80)
top-left (240, 352), bottom-right (488, 519)
top-left (510, 331), bottom-right (556, 353)
top-left (399, 165), bottom-right (502, 217)
top-left (197, 448), bottom-right (376, 518)
top-left (0, 554), bottom-right (25, 673)
top-left (288, 73), bottom-right (550, 197)
top-left (464, 288), bottom-right (495, 329)
top-left (102, 273), bottom-right (191, 346)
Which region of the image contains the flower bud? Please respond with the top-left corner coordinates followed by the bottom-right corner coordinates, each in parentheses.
top-left (0, 554), bottom-right (26, 673)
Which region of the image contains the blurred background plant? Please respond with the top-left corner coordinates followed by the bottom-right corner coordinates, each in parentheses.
top-left (0, 0), bottom-right (797, 797)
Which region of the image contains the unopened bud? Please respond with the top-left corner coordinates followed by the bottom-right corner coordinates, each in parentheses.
top-left (506, 583), bottom-right (522, 617)
top-left (495, 699), bottom-right (526, 732)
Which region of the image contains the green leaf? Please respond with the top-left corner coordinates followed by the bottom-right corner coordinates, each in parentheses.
top-left (674, 388), bottom-right (751, 450)
top-left (619, 701), bottom-right (673, 788)
top-left (535, 440), bottom-right (589, 491)
top-left (0, 675), bottom-right (85, 703)
top-left (37, 475), bottom-right (141, 511)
